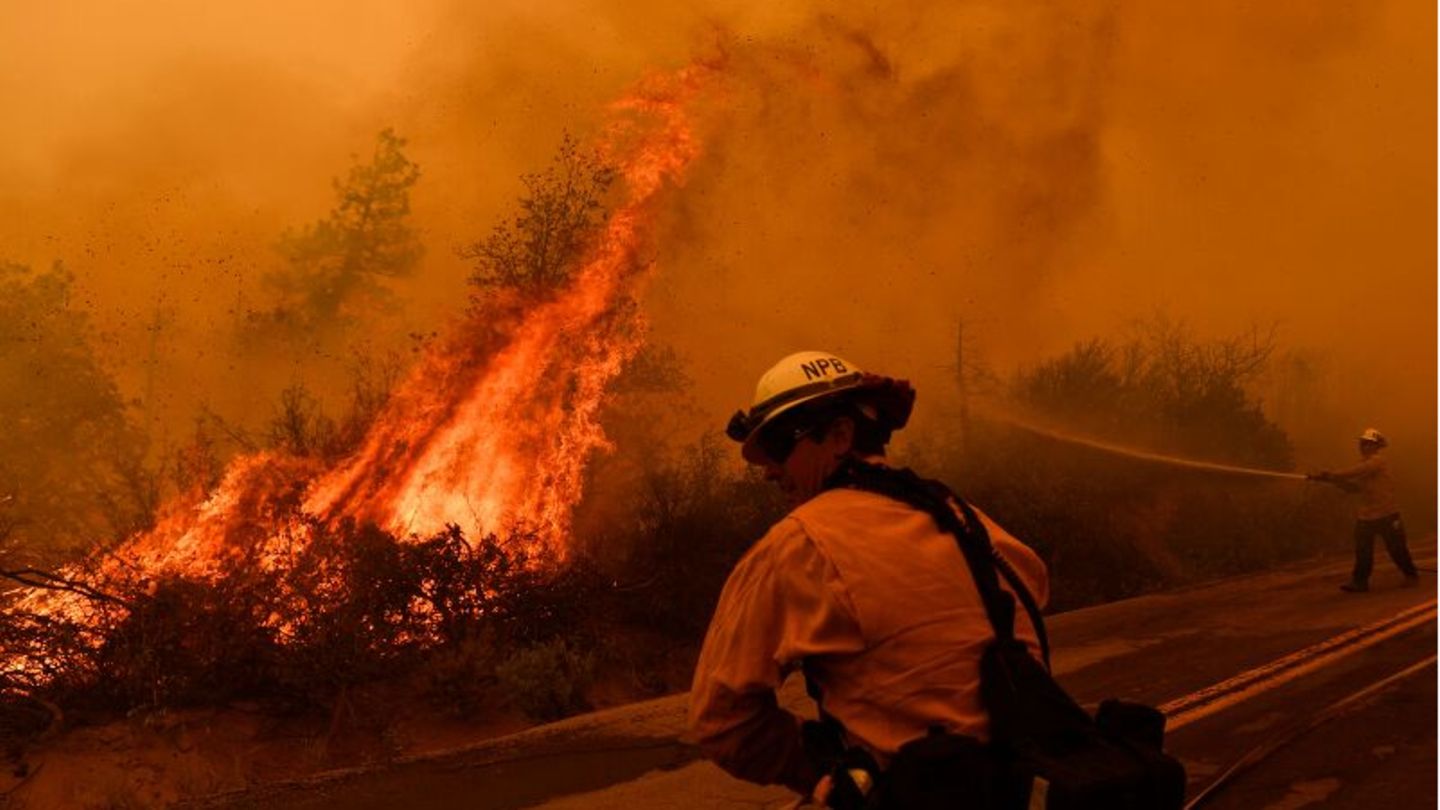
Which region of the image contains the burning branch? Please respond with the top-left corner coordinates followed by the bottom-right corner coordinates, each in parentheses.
top-left (0, 567), bottom-right (130, 609)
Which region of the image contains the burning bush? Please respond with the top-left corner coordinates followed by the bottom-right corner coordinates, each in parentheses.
top-left (3, 70), bottom-right (716, 741)
top-left (1, 517), bottom-right (606, 721)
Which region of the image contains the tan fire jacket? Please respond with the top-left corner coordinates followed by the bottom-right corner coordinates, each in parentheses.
top-left (1328, 452), bottom-right (1401, 520)
top-left (687, 487), bottom-right (1049, 792)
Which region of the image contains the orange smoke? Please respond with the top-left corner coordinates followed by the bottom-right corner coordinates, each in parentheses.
top-left (12, 62), bottom-right (719, 635)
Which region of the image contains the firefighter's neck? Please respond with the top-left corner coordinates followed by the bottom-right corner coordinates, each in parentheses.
top-left (776, 420), bottom-right (857, 505)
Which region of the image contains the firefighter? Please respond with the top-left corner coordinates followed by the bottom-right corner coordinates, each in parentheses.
top-left (1309, 428), bottom-right (1419, 592)
top-left (686, 351), bottom-right (1049, 805)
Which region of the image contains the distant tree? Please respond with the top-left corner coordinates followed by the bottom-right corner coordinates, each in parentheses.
top-left (1015, 318), bottom-right (1292, 468)
top-left (262, 129), bottom-right (423, 334)
top-left (1013, 338), bottom-right (1120, 418)
top-left (461, 133), bottom-right (617, 300)
top-left (0, 263), bottom-right (153, 561)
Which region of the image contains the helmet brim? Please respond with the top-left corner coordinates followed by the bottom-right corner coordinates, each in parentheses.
top-left (737, 376), bottom-right (916, 464)
top-left (740, 393), bottom-right (836, 464)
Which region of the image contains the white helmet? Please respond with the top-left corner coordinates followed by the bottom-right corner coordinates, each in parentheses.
top-left (1358, 428), bottom-right (1387, 447)
top-left (725, 350), bottom-right (915, 463)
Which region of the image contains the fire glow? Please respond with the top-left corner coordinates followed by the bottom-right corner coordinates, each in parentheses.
top-left (10, 63), bottom-right (717, 631)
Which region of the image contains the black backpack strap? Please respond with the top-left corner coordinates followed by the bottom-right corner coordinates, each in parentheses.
top-left (951, 495), bottom-right (1052, 671)
top-left (828, 460), bottom-right (1051, 670)
top-left (991, 547), bottom-right (1051, 671)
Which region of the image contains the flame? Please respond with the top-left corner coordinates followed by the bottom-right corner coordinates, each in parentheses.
top-left (305, 65), bottom-right (711, 554)
top-left (8, 63), bottom-right (719, 635)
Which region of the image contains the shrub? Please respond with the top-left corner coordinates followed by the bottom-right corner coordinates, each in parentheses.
top-left (608, 433), bottom-right (786, 640)
top-left (414, 631), bottom-right (502, 718)
top-left (494, 639), bottom-right (595, 721)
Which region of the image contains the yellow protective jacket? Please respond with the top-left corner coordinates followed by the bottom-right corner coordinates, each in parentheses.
top-left (1328, 453), bottom-right (1401, 520)
top-left (687, 487), bottom-right (1049, 792)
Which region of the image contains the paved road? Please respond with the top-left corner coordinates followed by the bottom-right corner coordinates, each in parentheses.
top-left (192, 554), bottom-right (1437, 809)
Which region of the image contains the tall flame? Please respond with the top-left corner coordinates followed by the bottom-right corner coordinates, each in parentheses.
top-left (304, 67), bottom-right (710, 553)
top-left (14, 63), bottom-right (718, 628)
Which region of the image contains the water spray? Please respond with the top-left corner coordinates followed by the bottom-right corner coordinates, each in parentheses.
top-left (986, 412), bottom-right (1308, 481)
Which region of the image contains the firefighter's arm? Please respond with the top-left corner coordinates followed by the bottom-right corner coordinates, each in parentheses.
top-left (1307, 472), bottom-right (1359, 492)
top-left (687, 520), bottom-right (863, 794)
top-left (1323, 457), bottom-right (1380, 484)
top-left (1309, 458), bottom-right (1375, 491)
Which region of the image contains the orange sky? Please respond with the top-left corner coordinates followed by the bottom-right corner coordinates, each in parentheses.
top-left (1, 0), bottom-right (1433, 510)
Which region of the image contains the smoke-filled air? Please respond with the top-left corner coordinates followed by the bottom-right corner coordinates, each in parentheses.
top-left (0, 0), bottom-right (1432, 804)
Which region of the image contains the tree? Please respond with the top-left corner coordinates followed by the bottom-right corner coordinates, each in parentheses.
top-left (0, 262), bottom-right (153, 561)
top-left (461, 133), bottom-right (617, 299)
top-left (266, 384), bottom-right (338, 458)
top-left (1014, 318), bottom-right (1292, 468)
top-left (263, 129), bottom-right (423, 333)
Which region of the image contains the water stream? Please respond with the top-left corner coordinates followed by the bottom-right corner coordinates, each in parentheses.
top-left (985, 412), bottom-right (1308, 481)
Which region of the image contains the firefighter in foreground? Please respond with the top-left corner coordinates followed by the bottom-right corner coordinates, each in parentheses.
top-left (686, 351), bottom-right (1046, 804)
top-left (1309, 428), bottom-right (1419, 593)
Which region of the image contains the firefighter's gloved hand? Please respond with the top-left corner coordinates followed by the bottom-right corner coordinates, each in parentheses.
top-left (778, 777), bottom-right (831, 809)
top-left (810, 774), bottom-right (834, 805)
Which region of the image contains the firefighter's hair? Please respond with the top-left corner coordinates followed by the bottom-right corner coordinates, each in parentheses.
top-left (798, 396), bottom-right (894, 456)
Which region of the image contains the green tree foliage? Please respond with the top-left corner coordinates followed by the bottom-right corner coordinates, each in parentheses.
top-left (461, 133), bottom-right (617, 299)
top-left (262, 129), bottom-right (422, 334)
top-left (0, 263), bottom-right (152, 561)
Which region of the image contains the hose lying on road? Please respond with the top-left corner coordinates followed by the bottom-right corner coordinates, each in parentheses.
top-left (1182, 654), bottom-right (1438, 810)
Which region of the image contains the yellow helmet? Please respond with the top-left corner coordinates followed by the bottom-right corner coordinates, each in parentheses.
top-left (725, 350), bottom-right (915, 463)
top-left (1358, 428), bottom-right (1387, 447)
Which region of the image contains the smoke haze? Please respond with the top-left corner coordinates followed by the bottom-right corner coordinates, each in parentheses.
top-left (1, 1), bottom-right (1433, 518)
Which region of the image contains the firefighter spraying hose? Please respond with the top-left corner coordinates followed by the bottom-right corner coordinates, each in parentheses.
top-left (1306, 428), bottom-right (1421, 591)
top-left (986, 414), bottom-right (1426, 588)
